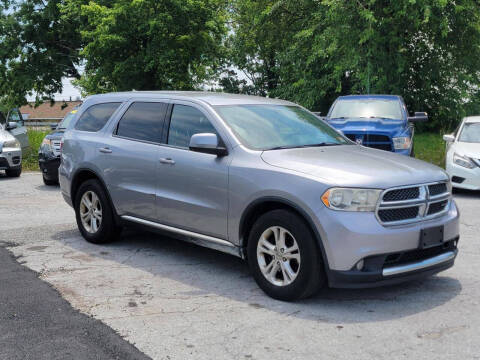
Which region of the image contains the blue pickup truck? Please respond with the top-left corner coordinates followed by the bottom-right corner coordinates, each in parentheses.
top-left (325, 95), bottom-right (427, 156)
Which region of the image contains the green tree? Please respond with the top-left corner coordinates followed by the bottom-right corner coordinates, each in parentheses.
top-left (229, 0), bottom-right (480, 130)
top-left (0, 0), bottom-right (82, 107)
top-left (62, 0), bottom-right (227, 94)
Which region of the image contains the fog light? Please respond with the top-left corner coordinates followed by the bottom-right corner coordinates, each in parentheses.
top-left (356, 260), bottom-right (364, 271)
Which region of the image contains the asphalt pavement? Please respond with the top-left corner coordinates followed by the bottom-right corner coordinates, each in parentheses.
top-left (1, 172), bottom-right (479, 360)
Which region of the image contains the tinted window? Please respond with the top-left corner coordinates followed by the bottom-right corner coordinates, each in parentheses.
top-left (116, 102), bottom-right (167, 142)
top-left (75, 102), bottom-right (121, 132)
top-left (167, 105), bottom-right (218, 148)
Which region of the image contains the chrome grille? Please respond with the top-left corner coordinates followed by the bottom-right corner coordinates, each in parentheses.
top-left (52, 140), bottom-right (62, 156)
top-left (382, 187), bottom-right (419, 201)
top-left (376, 182), bottom-right (451, 226)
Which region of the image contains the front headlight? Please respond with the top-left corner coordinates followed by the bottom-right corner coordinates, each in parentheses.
top-left (321, 188), bottom-right (382, 212)
top-left (3, 138), bottom-right (21, 149)
top-left (453, 153), bottom-right (476, 169)
top-left (392, 136), bottom-right (412, 150)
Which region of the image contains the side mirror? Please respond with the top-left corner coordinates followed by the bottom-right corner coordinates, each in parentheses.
top-left (443, 134), bottom-right (455, 143)
top-left (408, 112), bottom-right (428, 123)
top-left (6, 121), bottom-right (18, 130)
top-left (50, 123), bottom-right (58, 130)
top-left (189, 133), bottom-right (227, 156)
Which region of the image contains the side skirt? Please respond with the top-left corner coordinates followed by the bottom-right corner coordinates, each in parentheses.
top-left (121, 215), bottom-right (242, 258)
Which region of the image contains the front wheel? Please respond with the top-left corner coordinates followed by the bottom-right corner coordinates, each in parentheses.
top-left (43, 174), bottom-right (58, 186)
top-left (74, 179), bottom-right (121, 244)
top-left (247, 209), bottom-right (325, 301)
top-left (6, 166), bottom-right (21, 177)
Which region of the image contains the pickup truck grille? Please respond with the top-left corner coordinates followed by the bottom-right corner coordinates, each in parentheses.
top-left (376, 182), bottom-right (451, 226)
top-left (51, 140), bottom-right (62, 156)
top-left (344, 133), bottom-right (393, 152)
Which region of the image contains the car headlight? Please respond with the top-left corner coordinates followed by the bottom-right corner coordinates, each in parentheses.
top-left (392, 136), bottom-right (412, 150)
top-left (3, 138), bottom-right (21, 149)
top-left (41, 138), bottom-right (52, 149)
top-left (321, 188), bottom-right (382, 211)
top-left (453, 153), bottom-right (476, 169)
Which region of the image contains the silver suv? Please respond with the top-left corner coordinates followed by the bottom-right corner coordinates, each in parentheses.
top-left (59, 92), bottom-right (460, 301)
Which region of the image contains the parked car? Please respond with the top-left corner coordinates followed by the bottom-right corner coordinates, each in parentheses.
top-left (0, 108), bottom-right (29, 150)
top-left (326, 95), bottom-right (427, 156)
top-left (444, 116), bottom-right (480, 190)
top-left (0, 123), bottom-right (22, 177)
top-left (39, 109), bottom-right (78, 185)
top-left (59, 92), bottom-right (459, 301)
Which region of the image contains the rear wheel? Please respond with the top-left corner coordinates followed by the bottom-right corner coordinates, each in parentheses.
top-left (74, 179), bottom-right (121, 244)
top-left (247, 209), bottom-right (325, 301)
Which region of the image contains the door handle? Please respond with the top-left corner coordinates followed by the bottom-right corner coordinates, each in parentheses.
top-left (99, 147), bottom-right (112, 154)
top-left (159, 158), bottom-right (175, 165)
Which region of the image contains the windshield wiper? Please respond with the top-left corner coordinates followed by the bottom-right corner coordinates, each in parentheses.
top-left (265, 143), bottom-right (341, 150)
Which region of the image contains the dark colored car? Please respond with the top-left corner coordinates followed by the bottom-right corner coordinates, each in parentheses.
top-left (38, 109), bottom-right (78, 185)
top-left (326, 95), bottom-right (428, 156)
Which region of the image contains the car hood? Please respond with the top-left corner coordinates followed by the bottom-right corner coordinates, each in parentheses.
top-left (0, 128), bottom-right (15, 143)
top-left (261, 145), bottom-right (448, 189)
top-left (328, 117), bottom-right (405, 134)
top-left (453, 142), bottom-right (480, 159)
top-left (46, 129), bottom-right (65, 140)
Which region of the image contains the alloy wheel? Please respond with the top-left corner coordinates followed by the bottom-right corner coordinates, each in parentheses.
top-left (256, 226), bottom-right (301, 286)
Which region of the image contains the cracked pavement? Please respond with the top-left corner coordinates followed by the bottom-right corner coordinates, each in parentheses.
top-left (1, 172), bottom-right (479, 359)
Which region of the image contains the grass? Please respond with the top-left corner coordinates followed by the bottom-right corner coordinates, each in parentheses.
top-left (21, 130), bottom-right (447, 172)
top-left (23, 129), bottom-right (49, 171)
top-left (413, 133), bottom-right (446, 168)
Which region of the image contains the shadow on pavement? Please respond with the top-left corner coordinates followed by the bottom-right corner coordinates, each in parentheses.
top-left (50, 226), bottom-right (462, 325)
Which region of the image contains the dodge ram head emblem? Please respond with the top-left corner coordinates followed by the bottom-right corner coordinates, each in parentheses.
top-left (355, 136), bottom-right (363, 145)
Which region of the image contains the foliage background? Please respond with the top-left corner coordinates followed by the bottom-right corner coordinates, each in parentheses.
top-left (1, 0), bottom-right (480, 131)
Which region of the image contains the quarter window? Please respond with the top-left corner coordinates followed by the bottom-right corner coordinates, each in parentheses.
top-left (75, 102), bottom-right (121, 132)
top-left (116, 102), bottom-right (168, 143)
top-left (167, 105), bottom-right (218, 148)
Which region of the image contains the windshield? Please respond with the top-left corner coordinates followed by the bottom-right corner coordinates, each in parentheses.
top-left (215, 105), bottom-right (349, 150)
top-left (329, 99), bottom-right (403, 120)
top-left (459, 123), bottom-right (480, 143)
top-left (58, 111), bottom-right (77, 129)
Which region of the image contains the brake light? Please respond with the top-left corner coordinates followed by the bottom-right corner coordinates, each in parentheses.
top-left (60, 140), bottom-right (64, 152)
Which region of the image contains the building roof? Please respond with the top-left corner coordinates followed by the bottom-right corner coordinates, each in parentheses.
top-left (86, 91), bottom-right (294, 106)
top-left (20, 101), bottom-right (82, 120)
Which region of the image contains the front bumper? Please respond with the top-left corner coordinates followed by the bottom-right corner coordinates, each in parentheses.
top-left (446, 162), bottom-right (480, 190)
top-left (0, 148), bottom-right (22, 170)
top-left (311, 199), bottom-right (460, 287)
top-left (38, 153), bottom-right (61, 180)
top-left (328, 239), bottom-right (458, 288)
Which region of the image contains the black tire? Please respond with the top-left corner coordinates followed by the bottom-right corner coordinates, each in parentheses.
top-left (247, 209), bottom-right (325, 301)
top-left (74, 179), bottom-right (121, 244)
top-left (410, 143), bottom-right (415, 157)
top-left (5, 166), bottom-right (21, 177)
top-left (43, 174), bottom-right (58, 186)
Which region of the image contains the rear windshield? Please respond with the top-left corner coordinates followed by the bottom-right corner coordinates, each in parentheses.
top-left (329, 99), bottom-right (403, 120)
top-left (58, 111), bottom-right (77, 129)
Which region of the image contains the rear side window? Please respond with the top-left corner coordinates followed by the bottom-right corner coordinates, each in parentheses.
top-left (75, 102), bottom-right (121, 132)
top-left (116, 102), bottom-right (168, 143)
top-left (167, 105), bottom-right (218, 148)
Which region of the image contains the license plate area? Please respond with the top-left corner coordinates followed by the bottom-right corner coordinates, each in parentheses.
top-left (419, 225), bottom-right (444, 249)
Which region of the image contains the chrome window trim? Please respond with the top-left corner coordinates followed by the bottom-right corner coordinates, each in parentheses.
top-left (376, 181), bottom-right (451, 226)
